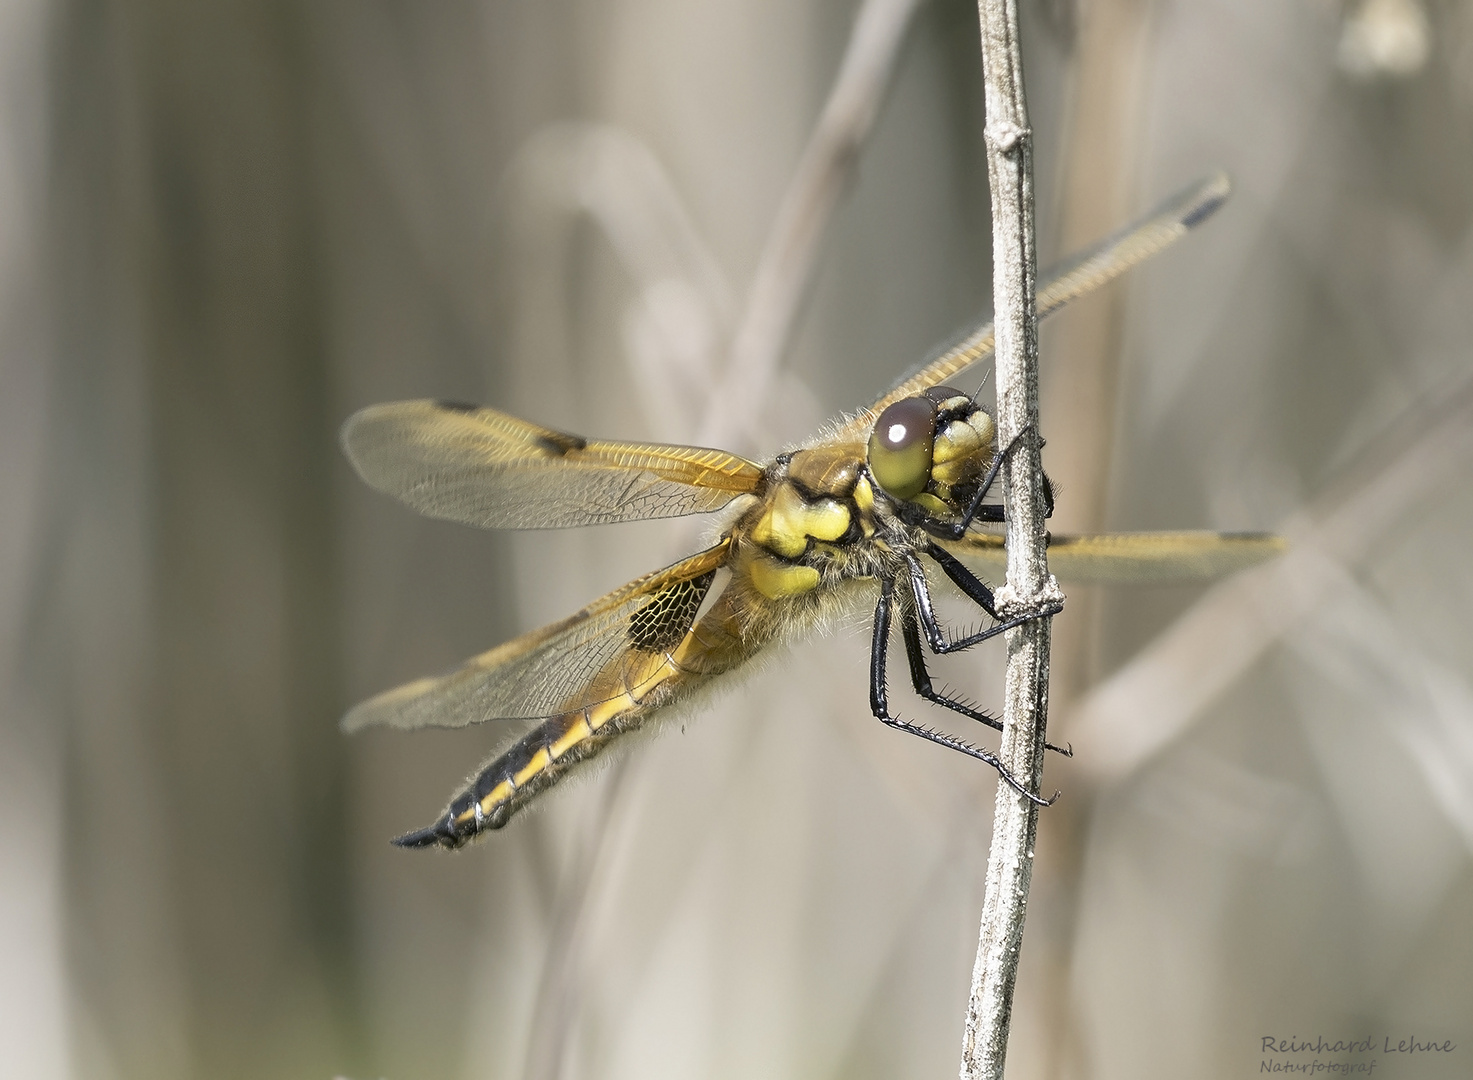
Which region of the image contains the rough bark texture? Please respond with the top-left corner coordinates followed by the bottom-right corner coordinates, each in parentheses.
top-left (959, 1), bottom-right (1060, 1078)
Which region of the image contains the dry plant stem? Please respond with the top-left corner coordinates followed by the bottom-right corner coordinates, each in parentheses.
top-left (960, 0), bottom-right (1061, 1078)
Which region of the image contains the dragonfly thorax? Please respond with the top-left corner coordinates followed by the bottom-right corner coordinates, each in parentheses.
top-left (735, 442), bottom-right (869, 601)
top-left (731, 390), bottom-right (999, 605)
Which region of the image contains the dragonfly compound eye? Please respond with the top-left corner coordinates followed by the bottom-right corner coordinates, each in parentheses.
top-left (867, 395), bottom-right (937, 500)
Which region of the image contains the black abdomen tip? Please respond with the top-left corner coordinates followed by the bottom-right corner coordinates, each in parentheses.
top-left (392, 817), bottom-right (462, 850)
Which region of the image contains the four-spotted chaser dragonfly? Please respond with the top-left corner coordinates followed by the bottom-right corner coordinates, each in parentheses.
top-left (342, 173), bottom-right (1282, 849)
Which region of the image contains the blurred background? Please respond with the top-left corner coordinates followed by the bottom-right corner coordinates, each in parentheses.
top-left (4, 0), bottom-right (1473, 1078)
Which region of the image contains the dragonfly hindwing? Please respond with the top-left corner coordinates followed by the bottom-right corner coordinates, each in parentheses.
top-left (628, 570), bottom-right (718, 653)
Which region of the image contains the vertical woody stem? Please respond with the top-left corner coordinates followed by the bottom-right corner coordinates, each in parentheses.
top-left (959, 1), bottom-right (1062, 1078)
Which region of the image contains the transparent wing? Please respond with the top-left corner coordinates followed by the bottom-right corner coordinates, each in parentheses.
top-left (342, 399), bottom-right (765, 529)
top-left (342, 539), bottom-right (733, 732)
top-left (835, 172), bottom-right (1232, 441)
top-left (942, 530), bottom-right (1284, 584)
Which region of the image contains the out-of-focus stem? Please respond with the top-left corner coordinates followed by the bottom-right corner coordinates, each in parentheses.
top-left (1069, 370), bottom-right (1473, 781)
top-left (526, 4), bottom-right (928, 1075)
top-left (698, 0), bottom-right (924, 451)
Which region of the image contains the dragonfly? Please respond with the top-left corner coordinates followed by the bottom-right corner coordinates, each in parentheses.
top-left (341, 172), bottom-right (1282, 850)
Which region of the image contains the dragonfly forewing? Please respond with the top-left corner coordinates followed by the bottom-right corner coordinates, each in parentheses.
top-left (342, 399), bottom-right (764, 530)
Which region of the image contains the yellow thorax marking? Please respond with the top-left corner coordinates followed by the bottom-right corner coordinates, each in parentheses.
top-left (748, 555), bottom-right (821, 599)
top-left (751, 482), bottom-right (852, 559)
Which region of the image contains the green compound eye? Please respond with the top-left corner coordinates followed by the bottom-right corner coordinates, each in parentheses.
top-left (867, 396), bottom-right (937, 500)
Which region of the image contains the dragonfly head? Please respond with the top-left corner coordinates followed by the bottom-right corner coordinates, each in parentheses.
top-left (866, 387), bottom-right (996, 516)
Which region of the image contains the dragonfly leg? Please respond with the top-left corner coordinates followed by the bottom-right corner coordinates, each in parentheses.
top-left (899, 603), bottom-right (1071, 758)
top-left (900, 608), bottom-right (1001, 736)
top-left (906, 549), bottom-right (1070, 756)
top-left (948, 425), bottom-right (1024, 536)
top-left (870, 575), bottom-right (1057, 806)
top-left (920, 543), bottom-right (997, 619)
top-left (905, 550), bottom-right (1059, 653)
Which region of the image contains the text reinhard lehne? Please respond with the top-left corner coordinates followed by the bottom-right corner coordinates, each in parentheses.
top-left (1262, 1035), bottom-right (1456, 1054)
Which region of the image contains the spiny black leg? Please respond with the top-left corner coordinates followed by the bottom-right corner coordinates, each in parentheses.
top-left (869, 575), bottom-right (896, 718)
top-left (902, 560), bottom-right (1071, 757)
top-left (900, 610), bottom-right (1003, 738)
top-left (923, 543), bottom-right (999, 617)
top-left (870, 576), bottom-right (1055, 806)
top-left (904, 552), bottom-right (1052, 654)
top-left (901, 610), bottom-right (1071, 757)
top-left (924, 542), bottom-right (1065, 631)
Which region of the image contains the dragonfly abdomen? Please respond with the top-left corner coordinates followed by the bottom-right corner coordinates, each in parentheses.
top-left (396, 589), bottom-right (755, 849)
top-left (393, 690), bottom-right (678, 848)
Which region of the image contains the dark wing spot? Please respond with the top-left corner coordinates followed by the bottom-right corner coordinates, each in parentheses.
top-left (535, 430), bottom-right (589, 456)
top-left (627, 570), bottom-right (716, 653)
top-left (435, 399), bottom-right (481, 413)
top-left (1181, 189), bottom-right (1227, 230)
